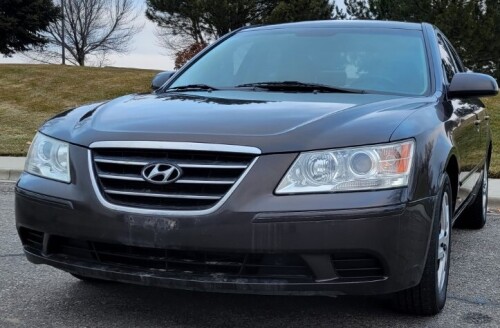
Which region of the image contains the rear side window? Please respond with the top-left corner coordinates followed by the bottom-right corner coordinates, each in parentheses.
top-left (444, 38), bottom-right (465, 72)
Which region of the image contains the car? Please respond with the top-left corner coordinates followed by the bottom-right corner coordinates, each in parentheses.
top-left (15, 20), bottom-right (498, 315)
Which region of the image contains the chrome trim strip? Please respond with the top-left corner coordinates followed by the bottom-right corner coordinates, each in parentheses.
top-left (105, 190), bottom-right (221, 200)
top-left (95, 158), bottom-right (249, 169)
top-left (98, 174), bottom-right (144, 182)
top-left (90, 141), bottom-right (261, 155)
top-left (177, 179), bottom-right (235, 185)
top-left (95, 158), bottom-right (148, 166)
top-left (88, 149), bottom-right (259, 216)
top-left (177, 164), bottom-right (248, 169)
top-left (98, 173), bottom-right (235, 185)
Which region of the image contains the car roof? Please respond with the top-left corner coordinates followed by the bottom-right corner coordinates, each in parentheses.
top-left (246, 20), bottom-right (424, 32)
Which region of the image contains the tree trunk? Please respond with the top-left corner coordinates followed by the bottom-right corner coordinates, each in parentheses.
top-left (77, 53), bottom-right (85, 66)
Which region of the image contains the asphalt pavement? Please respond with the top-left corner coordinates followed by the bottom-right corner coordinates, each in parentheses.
top-left (0, 181), bottom-right (499, 327)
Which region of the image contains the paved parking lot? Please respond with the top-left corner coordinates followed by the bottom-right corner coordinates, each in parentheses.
top-left (1, 181), bottom-right (499, 328)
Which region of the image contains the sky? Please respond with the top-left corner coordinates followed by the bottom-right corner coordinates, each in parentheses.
top-left (0, 1), bottom-right (175, 70)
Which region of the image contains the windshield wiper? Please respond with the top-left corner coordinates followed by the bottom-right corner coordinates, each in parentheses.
top-left (235, 81), bottom-right (365, 94)
top-left (165, 84), bottom-right (219, 92)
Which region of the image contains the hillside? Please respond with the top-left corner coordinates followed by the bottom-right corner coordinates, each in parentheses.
top-left (1, 64), bottom-right (499, 176)
top-left (483, 96), bottom-right (500, 177)
top-left (0, 64), bottom-right (159, 156)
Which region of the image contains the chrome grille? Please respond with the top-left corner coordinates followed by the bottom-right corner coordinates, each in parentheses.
top-left (90, 144), bottom-right (257, 212)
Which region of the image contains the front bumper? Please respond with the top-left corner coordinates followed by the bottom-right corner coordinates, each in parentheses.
top-left (15, 145), bottom-right (436, 296)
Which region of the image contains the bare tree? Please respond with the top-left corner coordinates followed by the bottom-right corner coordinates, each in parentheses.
top-left (153, 26), bottom-right (205, 57)
top-left (145, 0), bottom-right (276, 56)
top-left (32, 0), bottom-right (142, 66)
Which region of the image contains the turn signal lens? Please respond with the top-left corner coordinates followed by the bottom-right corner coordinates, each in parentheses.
top-left (378, 142), bottom-right (413, 174)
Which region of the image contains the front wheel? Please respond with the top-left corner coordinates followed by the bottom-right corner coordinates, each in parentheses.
top-left (393, 173), bottom-right (452, 315)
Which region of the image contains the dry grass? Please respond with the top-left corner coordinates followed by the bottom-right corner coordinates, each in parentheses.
top-left (0, 64), bottom-right (159, 155)
top-left (1, 64), bottom-right (499, 176)
top-left (483, 96), bottom-right (500, 177)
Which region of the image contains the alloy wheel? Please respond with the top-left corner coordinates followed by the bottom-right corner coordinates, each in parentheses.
top-left (437, 192), bottom-right (450, 291)
top-left (482, 164), bottom-right (488, 219)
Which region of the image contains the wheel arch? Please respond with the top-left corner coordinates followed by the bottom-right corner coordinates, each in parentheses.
top-left (444, 154), bottom-right (459, 211)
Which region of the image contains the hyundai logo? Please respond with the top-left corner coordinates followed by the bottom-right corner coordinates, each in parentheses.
top-left (141, 163), bottom-right (183, 185)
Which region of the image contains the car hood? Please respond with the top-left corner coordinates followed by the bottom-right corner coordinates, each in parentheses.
top-left (39, 91), bottom-right (433, 153)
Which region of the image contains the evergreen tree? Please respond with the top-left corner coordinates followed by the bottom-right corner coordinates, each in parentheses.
top-left (265, 0), bottom-right (334, 24)
top-left (146, 0), bottom-right (276, 47)
top-left (0, 0), bottom-right (60, 56)
top-left (475, 0), bottom-right (499, 79)
top-left (336, 0), bottom-right (500, 80)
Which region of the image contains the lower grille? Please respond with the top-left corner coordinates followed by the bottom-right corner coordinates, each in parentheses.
top-left (332, 252), bottom-right (384, 279)
top-left (20, 228), bottom-right (313, 282)
top-left (19, 228), bottom-right (386, 282)
top-left (20, 228), bottom-right (44, 251)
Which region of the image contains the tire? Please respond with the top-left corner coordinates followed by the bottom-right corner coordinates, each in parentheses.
top-left (454, 161), bottom-right (488, 229)
top-left (70, 273), bottom-right (112, 283)
top-left (392, 173), bottom-right (452, 315)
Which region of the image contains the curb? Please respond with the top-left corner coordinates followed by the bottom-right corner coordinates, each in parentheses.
top-left (0, 157), bottom-right (25, 182)
top-left (488, 197), bottom-right (500, 209)
top-left (0, 169), bottom-right (22, 181)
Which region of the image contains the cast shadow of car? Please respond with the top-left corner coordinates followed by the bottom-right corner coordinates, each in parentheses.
top-left (54, 281), bottom-right (438, 327)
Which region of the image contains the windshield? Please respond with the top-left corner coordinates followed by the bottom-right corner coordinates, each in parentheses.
top-left (169, 27), bottom-right (430, 96)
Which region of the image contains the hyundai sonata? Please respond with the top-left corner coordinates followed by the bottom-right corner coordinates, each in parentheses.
top-left (16, 20), bottom-right (498, 315)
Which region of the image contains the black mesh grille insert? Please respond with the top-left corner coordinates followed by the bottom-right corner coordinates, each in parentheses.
top-left (332, 252), bottom-right (384, 279)
top-left (19, 228), bottom-right (44, 252)
top-left (23, 231), bottom-right (314, 282)
top-left (19, 229), bottom-right (386, 282)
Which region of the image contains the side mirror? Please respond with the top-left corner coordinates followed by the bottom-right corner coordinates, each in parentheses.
top-left (151, 71), bottom-right (175, 91)
top-left (448, 72), bottom-right (499, 99)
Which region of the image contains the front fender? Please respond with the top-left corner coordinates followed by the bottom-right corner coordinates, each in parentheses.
top-left (391, 100), bottom-right (456, 202)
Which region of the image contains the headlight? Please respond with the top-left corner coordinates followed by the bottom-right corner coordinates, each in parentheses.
top-left (276, 140), bottom-right (414, 194)
top-left (25, 133), bottom-right (71, 183)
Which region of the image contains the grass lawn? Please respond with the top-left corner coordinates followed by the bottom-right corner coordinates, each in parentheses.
top-left (0, 64), bottom-right (159, 156)
top-left (483, 96), bottom-right (500, 177)
top-left (1, 64), bottom-right (499, 175)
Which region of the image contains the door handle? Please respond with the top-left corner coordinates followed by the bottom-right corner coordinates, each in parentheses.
top-left (474, 120), bottom-right (481, 125)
